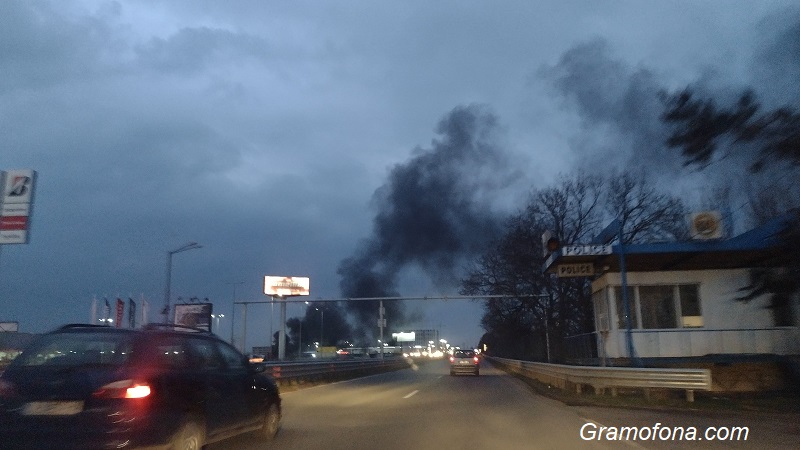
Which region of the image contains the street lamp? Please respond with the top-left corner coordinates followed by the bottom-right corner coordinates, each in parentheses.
top-left (227, 281), bottom-right (244, 346)
top-left (212, 314), bottom-right (224, 333)
top-left (315, 306), bottom-right (324, 347)
top-left (162, 242), bottom-right (202, 323)
top-left (298, 301), bottom-right (309, 358)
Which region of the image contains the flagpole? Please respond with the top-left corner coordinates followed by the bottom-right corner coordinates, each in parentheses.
top-left (90, 296), bottom-right (97, 324)
top-left (141, 293), bottom-right (147, 327)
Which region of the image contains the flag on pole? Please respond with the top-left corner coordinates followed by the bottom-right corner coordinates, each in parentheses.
top-left (128, 298), bottom-right (137, 329)
top-left (141, 295), bottom-right (149, 326)
top-left (90, 296), bottom-right (97, 324)
top-left (115, 298), bottom-right (124, 328)
top-left (103, 298), bottom-right (110, 322)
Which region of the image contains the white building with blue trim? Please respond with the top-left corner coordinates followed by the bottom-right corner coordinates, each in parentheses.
top-left (544, 214), bottom-right (800, 365)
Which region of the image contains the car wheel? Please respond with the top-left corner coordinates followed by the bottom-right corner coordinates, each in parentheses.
top-left (258, 403), bottom-right (281, 440)
top-left (171, 418), bottom-right (204, 450)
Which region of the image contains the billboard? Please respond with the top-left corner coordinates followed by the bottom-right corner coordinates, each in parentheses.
top-left (174, 303), bottom-right (213, 331)
top-left (0, 322), bottom-right (19, 332)
top-left (392, 332), bottom-right (416, 342)
top-left (0, 169), bottom-right (37, 244)
top-left (263, 276), bottom-right (310, 297)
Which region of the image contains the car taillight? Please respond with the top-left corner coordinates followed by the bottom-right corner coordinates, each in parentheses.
top-left (473, 357), bottom-right (479, 364)
top-left (92, 379), bottom-right (151, 399)
top-left (449, 356), bottom-right (455, 363)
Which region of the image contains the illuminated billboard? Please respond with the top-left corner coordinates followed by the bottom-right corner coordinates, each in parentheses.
top-left (174, 303), bottom-right (212, 331)
top-left (263, 276), bottom-right (310, 297)
top-left (392, 332), bottom-right (416, 342)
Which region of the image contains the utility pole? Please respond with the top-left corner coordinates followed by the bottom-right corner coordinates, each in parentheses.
top-left (379, 301), bottom-right (385, 360)
top-left (227, 281), bottom-right (244, 346)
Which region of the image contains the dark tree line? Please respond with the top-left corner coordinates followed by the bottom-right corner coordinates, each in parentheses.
top-left (462, 172), bottom-right (687, 361)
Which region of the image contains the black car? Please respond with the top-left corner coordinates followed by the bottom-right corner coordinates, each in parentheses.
top-left (0, 324), bottom-right (281, 450)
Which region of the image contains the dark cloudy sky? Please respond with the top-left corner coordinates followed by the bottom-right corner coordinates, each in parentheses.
top-left (2, 1), bottom-right (798, 348)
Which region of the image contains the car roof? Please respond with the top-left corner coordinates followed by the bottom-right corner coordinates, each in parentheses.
top-left (51, 323), bottom-right (219, 340)
top-left (57, 323), bottom-right (210, 332)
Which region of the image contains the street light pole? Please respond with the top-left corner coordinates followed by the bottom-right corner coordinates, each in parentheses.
top-left (315, 306), bottom-right (324, 346)
top-left (162, 242), bottom-right (202, 323)
top-left (227, 281), bottom-right (244, 346)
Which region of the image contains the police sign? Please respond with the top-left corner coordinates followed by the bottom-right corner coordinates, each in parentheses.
top-left (557, 263), bottom-right (595, 278)
top-left (562, 244), bottom-right (613, 256)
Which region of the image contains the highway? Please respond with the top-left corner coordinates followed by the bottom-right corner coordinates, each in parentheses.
top-left (208, 358), bottom-right (800, 450)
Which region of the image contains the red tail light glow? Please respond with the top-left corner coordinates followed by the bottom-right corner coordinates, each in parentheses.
top-left (449, 356), bottom-right (455, 363)
top-left (473, 357), bottom-right (479, 364)
top-left (125, 384), bottom-right (152, 398)
top-left (93, 380), bottom-right (151, 399)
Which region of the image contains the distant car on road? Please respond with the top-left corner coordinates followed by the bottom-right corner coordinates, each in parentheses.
top-left (449, 349), bottom-right (480, 376)
top-left (0, 323), bottom-right (281, 450)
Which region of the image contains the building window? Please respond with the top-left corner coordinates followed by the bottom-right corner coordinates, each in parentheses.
top-left (613, 286), bottom-right (637, 330)
top-left (679, 284), bottom-right (703, 327)
top-left (593, 288), bottom-right (610, 331)
top-left (610, 283), bottom-right (702, 330)
top-left (639, 285), bottom-right (677, 329)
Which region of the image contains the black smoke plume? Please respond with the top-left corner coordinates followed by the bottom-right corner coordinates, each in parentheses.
top-left (539, 38), bottom-right (685, 178)
top-left (338, 104), bottom-right (511, 339)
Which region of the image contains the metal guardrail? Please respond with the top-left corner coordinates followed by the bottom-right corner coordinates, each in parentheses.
top-left (261, 357), bottom-right (410, 384)
top-left (489, 356), bottom-right (711, 402)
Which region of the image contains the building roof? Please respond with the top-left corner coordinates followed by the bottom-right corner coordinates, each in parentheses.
top-left (544, 213), bottom-right (794, 274)
top-left (0, 332), bottom-right (37, 351)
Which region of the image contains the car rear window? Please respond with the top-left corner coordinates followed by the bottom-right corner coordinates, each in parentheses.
top-left (151, 336), bottom-right (192, 369)
top-left (454, 350), bottom-right (475, 358)
top-left (14, 331), bottom-right (134, 368)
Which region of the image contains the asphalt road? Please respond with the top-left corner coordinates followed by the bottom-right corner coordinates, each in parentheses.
top-left (208, 358), bottom-right (800, 450)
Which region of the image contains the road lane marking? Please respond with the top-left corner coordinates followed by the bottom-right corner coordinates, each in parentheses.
top-left (403, 390), bottom-right (419, 399)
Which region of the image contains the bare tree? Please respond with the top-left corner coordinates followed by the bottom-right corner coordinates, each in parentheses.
top-left (605, 171), bottom-right (688, 243)
top-left (462, 213), bottom-right (549, 359)
top-left (534, 171), bottom-right (604, 245)
top-left (465, 172), bottom-right (605, 361)
top-left (466, 170), bottom-right (698, 360)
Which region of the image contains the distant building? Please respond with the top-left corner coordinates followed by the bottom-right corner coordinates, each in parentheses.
top-left (0, 332), bottom-right (37, 364)
top-left (410, 329), bottom-right (439, 348)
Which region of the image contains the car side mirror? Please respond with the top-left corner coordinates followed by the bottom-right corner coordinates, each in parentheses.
top-left (250, 362), bottom-right (267, 373)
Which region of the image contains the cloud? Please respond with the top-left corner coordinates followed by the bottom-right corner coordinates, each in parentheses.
top-left (134, 26), bottom-right (271, 75)
top-left (2, 0), bottom-right (797, 348)
top-left (538, 38), bottom-right (683, 177)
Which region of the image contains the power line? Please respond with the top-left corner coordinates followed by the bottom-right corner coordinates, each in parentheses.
top-left (233, 294), bottom-right (547, 305)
